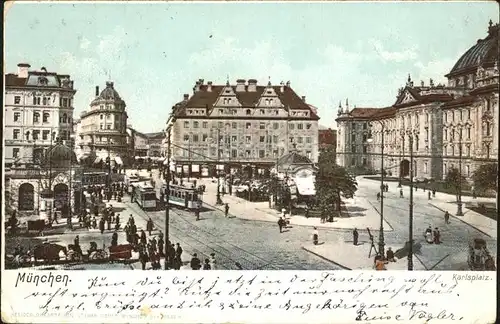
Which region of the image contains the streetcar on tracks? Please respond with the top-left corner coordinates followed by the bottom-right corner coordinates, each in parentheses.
top-left (133, 183), bottom-right (157, 210)
top-left (163, 183), bottom-right (202, 210)
top-left (126, 174), bottom-right (140, 194)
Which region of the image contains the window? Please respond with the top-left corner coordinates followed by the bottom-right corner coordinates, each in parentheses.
top-left (260, 122), bottom-right (265, 130)
top-left (106, 124), bottom-right (111, 130)
top-left (466, 145), bottom-right (471, 156)
top-left (275, 110), bottom-right (279, 115)
top-left (33, 112), bottom-right (40, 123)
top-left (246, 109), bottom-right (251, 115)
top-left (451, 145), bottom-right (455, 156)
top-left (13, 148), bottom-right (19, 159)
top-left (459, 110), bottom-right (463, 121)
top-left (306, 123), bottom-right (312, 130)
top-left (202, 121), bottom-right (208, 128)
top-left (13, 129), bottom-right (20, 139)
top-left (62, 98), bottom-right (69, 107)
top-left (351, 134), bottom-right (356, 142)
top-left (193, 134), bottom-right (199, 142)
top-left (246, 123), bottom-right (251, 129)
top-left (43, 97), bottom-right (47, 105)
top-left (231, 135), bottom-right (237, 142)
top-left (245, 136), bottom-right (251, 143)
top-left (14, 112), bottom-right (21, 122)
top-left (43, 112), bottom-right (49, 123)
top-left (486, 99), bottom-right (491, 112)
top-left (245, 150), bottom-right (251, 157)
top-left (232, 122), bottom-right (237, 129)
top-left (452, 111), bottom-right (455, 121)
top-left (14, 96), bottom-right (21, 104)
top-left (466, 165), bottom-right (470, 177)
top-left (415, 136), bottom-right (419, 150)
top-left (273, 135), bottom-right (278, 143)
top-left (193, 121), bottom-right (199, 128)
top-left (62, 113), bottom-right (67, 123)
top-left (202, 134), bottom-right (208, 142)
top-left (232, 149), bottom-right (237, 158)
top-left (362, 158), bottom-right (367, 166)
top-left (289, 124), bottom-right (295, 130)
top-left (272, 123), bottom-right (278, 130)
top-left (297, 123), bottom-right (303, 130)
top-left (444, 113), bottom-right (447, 123)
top-left (183, 135), bottom-right (189, 142)
top-left (219, 109), bottom-right (224, 114)
top-left (444, 129), bottom-right (448, 140)
top-left (259, 150), bottom-right (265, 158)
top-left (289, 137), bottom-right (294, 143)
top-left (362, 146), bottom-right (367, 153)
top-left (297, 137), bottom-right (303, 144)
top-left (184, 121), bottom-right (189, 128)
top-left (363, 123), bottom-right (367, 130)
top-left (486, 122), bottom-right (491, 136)
top-left (443, 163), bottom-right (447, 173)
top-left (33, 130), bottom-right (40, 140)
top-left (351, 157), bottom-right (356, 166)
top-left (100, 124), bottom-right (104, 130)
top-left (42, 130), bottom-right (49, 140)
top-left (260, 109), bottom-right (265, 115)
top-left (351, 145), bottom-right (356, 153)
top-left (424, 162), bottom-right (428, 173)
top-left (306, 137), bottom-right (311, 144)
top-left (363, 134), bottom-right (367, 142)
top-left (218, 122), bottom-right (223, 128)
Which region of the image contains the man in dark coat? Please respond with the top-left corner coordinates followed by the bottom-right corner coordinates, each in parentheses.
top-left (99, 218), bottom-right (105, 234)
top-left (190, 253), bottom-right (201, 270)
top-left (158, 236), bottom-right (164, 257)
top-left (111, 231), bottom-right (118, 247)
top-left (140, 230), bottom-right (147, 245)
top-left (278, 217), bottom-right (286, 233)
top-left (175, 243), bottom-right (183, 269)
top-left (225, 203), bottom-right (229, 218)
top-left (353, 228), bottom-right (359, 246)
top-left (147, 218), bottom-right (154, 236)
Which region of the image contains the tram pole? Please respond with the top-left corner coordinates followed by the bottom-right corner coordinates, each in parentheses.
top-left (164, 125), bottom-right (172, 270)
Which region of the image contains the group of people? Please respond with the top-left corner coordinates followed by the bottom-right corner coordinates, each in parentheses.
top-left (424, 225), bottom-right (441, 244)
top-left (189, 253), bottom-right (217, 270)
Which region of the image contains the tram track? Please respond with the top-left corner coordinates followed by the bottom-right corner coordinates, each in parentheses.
top-left (127, 201), bottom-right (288, 270)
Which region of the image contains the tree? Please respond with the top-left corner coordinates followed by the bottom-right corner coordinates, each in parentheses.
top-left (472, 163), bottom-right (498, 194)
top-left (444, 167), bottom-right (468, 201)
top-left (315, 149), bottom-right (357, 221)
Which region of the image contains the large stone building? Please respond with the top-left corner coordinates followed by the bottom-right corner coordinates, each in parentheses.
top-left (4, 63), bottom-right (76, 168)
top-left (168, 79), bottom-right (320, 177)
top-left (336, 21), bottom-right (499, 180)
top-left (77, 81), bottom-right (129, 168)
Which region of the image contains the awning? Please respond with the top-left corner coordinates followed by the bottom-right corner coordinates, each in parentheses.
top-left (216, 164), bottom-right (224, 170)
top-left (114, 156), bottom-right (123, 165)
top-left (192, 165), bottom-right (200, 172)
top-left (182, 165), bottom-right (189, 172)
top-left (176, 166), bottom-right (182, 173)
top-left (94, 156), bottom-right (102, 164)
top-left (295, 176), bottom-right (316, 196)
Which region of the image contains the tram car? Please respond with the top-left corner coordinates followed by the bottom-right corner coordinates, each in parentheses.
top-left (126, 175), bottom-right (140, 194)
top-left (133, 183), bottom-right (157, 210)
top-left (163, 183), bottom-right (202, 210)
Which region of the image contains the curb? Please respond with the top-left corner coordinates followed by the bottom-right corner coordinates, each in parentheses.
top-left (428, 203), bottom-right (493, 238)
top-left (301, 246), bottom-right (351, 270)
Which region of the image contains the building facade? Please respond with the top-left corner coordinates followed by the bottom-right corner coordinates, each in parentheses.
top-left (77, 82), bottom-right (129, 167)
top-left (168, 79), bottom-right (320, 177)
top-left (336, 21), bottom-right (499, 180)
top-left (4, 63), bottom-right (76, 167)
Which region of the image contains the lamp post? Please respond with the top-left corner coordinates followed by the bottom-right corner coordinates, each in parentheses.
top-left (367, 120), bottom-right (385, 258)
top-left (213, 128), bottom-right (223, 205)
top-left (164, 123), bottom-right (172, 270)
top-left (407, 130), bottom-right (415, 270)
top-left (398, 129), bottom-right (405, 188)
top-left (455, 126), bottom-right (464, 216)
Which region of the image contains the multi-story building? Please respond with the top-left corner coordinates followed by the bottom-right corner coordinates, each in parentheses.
top-left (4, 63), bottom-right (76, 167)
top-left (77, 81), bottom-right (129, 168)
top-left (168, 79), bottom-right (320, 177)
top-left (336, 21), bottom-right (499, 180)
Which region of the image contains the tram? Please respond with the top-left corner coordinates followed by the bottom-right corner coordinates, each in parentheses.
top-left (126, 175), bottom-right (140, 194)
top-left (133, 183), bottom-right (157, 209)
top-left (163, 183), bottom-right (202, 210)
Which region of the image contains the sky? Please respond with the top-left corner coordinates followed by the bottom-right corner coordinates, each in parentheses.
top-left (5, 1), bottom-right (499, 132)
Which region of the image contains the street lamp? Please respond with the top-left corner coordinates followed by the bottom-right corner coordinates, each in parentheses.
top-left (406, 130), bottom-right (415, 270)
top-left (398, 129), bottom-right (405, 188)
top-left (164, 122), bottom-right (172, 270)
top-left (211, 128), bottom-right (223, 205)
top-left (452, 126), bottom-right (464, 216)
top-left (367, 121), bottom-right (385, 258)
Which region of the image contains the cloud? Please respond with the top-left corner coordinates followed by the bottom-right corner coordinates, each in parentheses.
top-left (369, 39), bottom-right (418, 63)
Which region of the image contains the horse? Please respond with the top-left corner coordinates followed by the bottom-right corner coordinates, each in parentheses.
top-left (67, 244), bottom-right (83, 262)
top-left (33, 244), bottom-right (67, 264)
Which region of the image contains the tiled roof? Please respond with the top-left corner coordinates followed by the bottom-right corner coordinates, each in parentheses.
top-left (174, 83), bottom-right (319, 120)
top-left (336, 107), bottom-right (396, 121)
top-left (348, 108), bottom-right (380, 118)
top-left (5, 74), bottom-right (27, 87)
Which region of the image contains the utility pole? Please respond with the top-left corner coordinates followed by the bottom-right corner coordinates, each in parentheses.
top-left (379, 124), bottom-right (385, 258)
top-left (408, 132), bottom-right (414, 270)
top-left (216, 128), bottom-right (223, 205)
top-left (164, 125), bottom-right (171, 270)
top-left (398, 130), bottom-right (405, 188)
top-left (456, 127), bottom-right (464, 216)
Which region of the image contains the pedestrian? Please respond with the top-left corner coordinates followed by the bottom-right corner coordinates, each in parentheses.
top-left (433, 227), bottom-right (441, 244)
top-left (353, 228), bottom-right (359, 246)
top-left (106, 217), bottom-right (112, 230)
top-left (151, 237), bottom-right (158, 252)
top-left (399, 189), bottom-right (404, 198)
top-left (376, 192), bottom-right (381, 201)
top-left (432, 189), bottom-right (436, 197)
top-left (140, 230), bottom-right (147, 245)
top-left (158, 236), bottom-right (164, 257)
top-left (129, 214), bottom-right (135, 226)
top-left (312, 227), bottom-right (319, 245)
top-left (195, 208), bottom-right (200, 221)
top-left (210, 253), bottom-right (216, 270)
top-left (91, 216), bottom-right (97, 229)
top-left (203, 258), bottom-right (211, 270)
top-left (428, 191), bottom-right (431, 200)
top-left (386, 247), bottom-right (395, 262)
top-left (385, 184), bottom-right (389, 192)
top-left (425, 226), bottom-right (433, 244)
top-left (278, 217), bottom-right (286, 233)
top-left (74, 235), bottom-right (82, 255)
top-left (111, 231), bottom-right (118, 247)
top-left (53, 210), bottom-right (59, 224)
top-left (224, 203), bottom-right (229, 218)
top-left (147, 217), bottom-right (154, 236)
top-left (93, 205), bottom-right (99, 217)
top-left (374, 254), bottom-right (387, 270)
top-left (444, 211), bottom-right (450, 224)
top-left (175, 243), bottom-right (183, 269)
top-left (99, 218), bottom-right (105, 234)
top-left (140, 247), bottom-right (148, 270)
top-left (472, 189), bottom-right (477, 199)
top-left (190, 253), bottom-right (201, 270)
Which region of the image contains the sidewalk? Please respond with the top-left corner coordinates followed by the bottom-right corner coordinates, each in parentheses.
top-left (302, 239), bottom-right (426, 270)
top-left (197, 178), bottom-right (393, 231)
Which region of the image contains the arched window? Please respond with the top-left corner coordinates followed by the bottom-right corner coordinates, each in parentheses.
top-left (42, 97), bottom-right (47, 105)
top-left (62, 113), bottom-right (67, 123)
top-left (18, 183), bottom-right (35, 211)
top-left (43, 112), bottom-right (50, 123)
top-left (100, 114), bottom-right (103, 120)
top-left (486, 122), bottom-right (491, 136)
top-left (246, 109), bottom-right (251, 115)
top-left (37, 97), bottom-right (41, 105)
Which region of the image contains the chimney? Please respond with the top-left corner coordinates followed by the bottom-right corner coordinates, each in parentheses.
top-left (302, 96), bottom-right (306, 103)
top-left (106, 81), bottom-right (114, 88)
top-left (41, 67), bottom-right (47, 73)
top-left (280, 81), bottom-right (285, 93)
top-left (95, 86), bottom-right (100, 96)
top-left (286, 81), bottom-right (290, 87)
top-left (199, 79), bottom-right (204, 85)
top-left (17, 63), bottom-right (31, 78)
top-left (183, 94), bottom-right (189, 101)
top-left (207, 81), bottom-right (213, 92)
top-left (236, 79), bottom-right (246, 92)
top-left (248, 79), bottom-right (257, 92)
top-left (194, 81), bottom-right (200, 93)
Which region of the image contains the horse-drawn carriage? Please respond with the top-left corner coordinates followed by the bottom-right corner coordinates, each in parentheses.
top-left (468, 238), bottom-right (496, 271)
top-left (109, 244), bottom-right (137, 261)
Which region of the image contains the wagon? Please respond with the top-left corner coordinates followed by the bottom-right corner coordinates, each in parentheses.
top-left (468, 238), bottom-right (496, 271)
top-left (109, 244), bottom-right (134, 260)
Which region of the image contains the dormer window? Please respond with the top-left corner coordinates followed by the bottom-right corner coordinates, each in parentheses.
top-left (246, 109), bottom-right (251, 115)
top-left (260, 109), bottom-right (265, 115)
top-left (267, 90), bottom-right (272, 94)
top-left (219, 109), bottom-right (224, 114)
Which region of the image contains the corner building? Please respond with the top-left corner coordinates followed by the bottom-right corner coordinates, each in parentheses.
top-left (336, 21), bottom-right (499, 180)
top-left (169, 79), bottom-right (320, 177)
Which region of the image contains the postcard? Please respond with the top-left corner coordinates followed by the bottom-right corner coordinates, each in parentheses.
top-left (2, 1), bottom-right (498, 323)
